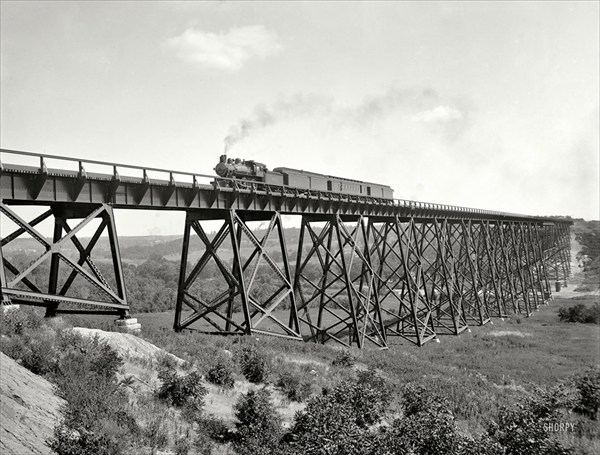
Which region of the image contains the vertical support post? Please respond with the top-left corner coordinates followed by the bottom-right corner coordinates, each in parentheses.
top-left (45, 215), bottom-right (63, 317)
top-left (276, 213), bottom-right (300, 336)
top-left (104, 205), bottom-right (128, 318)
top-left (228, 210), bottom-right (252, 335)
top-left (316, 221), bottom-right (335, 343)
top-left (174, 213), bottom-right (192, 331)
top-left (0, 245), bottom-right (10, 305)
top-left (333, 216), bottom-right (361, 347)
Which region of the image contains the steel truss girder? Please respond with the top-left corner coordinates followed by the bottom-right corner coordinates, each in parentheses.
top-left (293, 215), bottom-right (387, 349)
top-left (539, 222), bottom-right (570, 286)
top-left (0, 202), bottom-right (129, 316)
top-left (173, 210), bottom-right (302, 340)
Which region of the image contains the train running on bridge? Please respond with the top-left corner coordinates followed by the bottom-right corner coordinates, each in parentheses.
top-left (214, 154), bottom-right (394, 199)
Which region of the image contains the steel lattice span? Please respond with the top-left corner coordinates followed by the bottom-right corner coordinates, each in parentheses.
top-left (0, 149), bottom-right (572, 348)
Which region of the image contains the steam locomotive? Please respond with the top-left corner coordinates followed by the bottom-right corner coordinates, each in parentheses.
top-left (214, 154), bottom-right (394, 199)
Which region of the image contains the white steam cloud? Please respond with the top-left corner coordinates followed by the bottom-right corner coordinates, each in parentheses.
top-left (168, 25), bottom-right (283, 71)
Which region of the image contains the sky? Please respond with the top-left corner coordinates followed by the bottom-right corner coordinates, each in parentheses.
top-left (1, 1), bottom-right (599, 236)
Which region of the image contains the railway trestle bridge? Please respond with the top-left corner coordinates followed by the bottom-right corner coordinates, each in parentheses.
top-left (0, 149), bottom-right (572, 348)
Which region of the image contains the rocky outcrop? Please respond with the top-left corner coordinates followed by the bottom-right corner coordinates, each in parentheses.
top-left (0, 352), bottom-right (65, 455)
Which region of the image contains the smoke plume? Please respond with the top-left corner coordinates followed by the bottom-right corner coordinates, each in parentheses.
top-left (223, 87), bottom-right (466, 152)
top-left (224, 93), bottom-right (333, 151)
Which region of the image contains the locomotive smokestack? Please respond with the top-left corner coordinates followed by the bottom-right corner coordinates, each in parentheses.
top-left (219, 154), bottom-right (227, 163)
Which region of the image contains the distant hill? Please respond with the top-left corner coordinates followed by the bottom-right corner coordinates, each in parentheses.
top-left (3, 228), bottom-right (302, 263)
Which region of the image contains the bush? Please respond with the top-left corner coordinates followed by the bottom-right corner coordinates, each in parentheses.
top-left (157, 364), bottom-right (207, 420)
top-left (377, 384), bottom-right (468, 455)
top-left (174, 437), bottom-right (191, 455)
top-left (575, 367), bottom-right (600, 419)
top-left (380, 408), bottom-right (468, 455)
top-left (196, 415), bottom-right (231, 442)
top-left (206, 357), bottom-right (235, 388)
top-left (286, 392), bottom-right (374, 455)
top-left (332, 369), bottom-right (391, 427)
top-left (1, 323), bottom-right (60, 375)
top-left (194, 430), bottom-right (214, 455)
top-left (48, 425), bottom-right (118, 455)
top-left (238, 345), bottom-right (271, 384)
top-left (485, 386), bottom-right (572, 454)
top-left (141, 416), bottom-right (169, 453)
top-left (402, 383), bottom-right (451, 418)
top-left (0, 306), bottom-right (43, 336)
top-left (276, 371), bottom-right (312, 402)
top-left (331, 349), bottom-right (355, 368)
top-left (558, 303), bottom-right (599, 324)
top-left (233, 388), bottom-right (282, 455)
top-left (47, 331), bottom-right (138, 455)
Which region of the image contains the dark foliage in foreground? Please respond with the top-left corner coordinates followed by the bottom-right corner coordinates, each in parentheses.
top-left (48, 332), bottom-right (138, 455)
top-left (558, 303), bottom-right (599, 324)
top-left (237, 344), bottom-right (271, 384)
top-left (233, 388), bottom-right (282, 455)
top-left (574, 366), bottom-right (600, 420)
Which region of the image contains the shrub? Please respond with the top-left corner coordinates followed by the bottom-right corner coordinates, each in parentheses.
top-left (0, 306), bottom-right (43, 336)
top-left (194, 430), bottom-right (214, 455)
top-left (377, 384), bottom-right (468, 455)
top-left (276, 371), bottom-right (312, 402)
top-left (238, 345), bottom-right (270, 384)
top-left (157, 364), bottom-right (207, 421)
top-left (48, 425), bottom-right (118, 455)
top-left (574, 367), bottom-right (600, 419)
top-left (1, 324), bottom-right (59, 375)
top-left (331, 349), bottom-right (355, 368)
top-left (196, 415), bottom-right (231, 442)
top-left (558, 303), bottom-right (599, 324)
top-left (402, 383), bottom-right (451, 418)
top-left (233, 388), bottom-right (282, 455)
top-left (174, 437), bottom-right (191, 455)
top-left (286, 392), bottom-right (374, 455)
top-left (141, 416), bottom-right (169, 453)
top-left (486, 386), bottom-right (572, 454)
top-left (47, 331), bottom-right (138, 455)
top-left (206, 357), bottom-right (235, 388)
top-left (332, 369), bottom-right (391, 427)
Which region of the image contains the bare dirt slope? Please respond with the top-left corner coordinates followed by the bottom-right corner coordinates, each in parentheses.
top-left (0, 352), bottom-right (64, 455)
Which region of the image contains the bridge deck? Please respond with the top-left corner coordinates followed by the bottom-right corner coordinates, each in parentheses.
top-left (0, 149), bottom-right (569, 224)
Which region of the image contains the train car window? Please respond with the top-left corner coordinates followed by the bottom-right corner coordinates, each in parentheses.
top-left (327, 181), bottom-right (332, 191)
top-left (367, 187), bottom-right (371, 196)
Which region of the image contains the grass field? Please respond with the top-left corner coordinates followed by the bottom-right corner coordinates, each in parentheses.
top-left (49, 287), bottom-right (599, 453)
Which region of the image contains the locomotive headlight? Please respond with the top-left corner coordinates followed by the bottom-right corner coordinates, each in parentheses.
top-left (215, 161), bottom-right (231, 177)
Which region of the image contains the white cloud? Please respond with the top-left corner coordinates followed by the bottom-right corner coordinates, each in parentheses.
top-left (410, 105), bottom-right (463, 122)
top-left (167, 25), bottom-right (283, 71)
